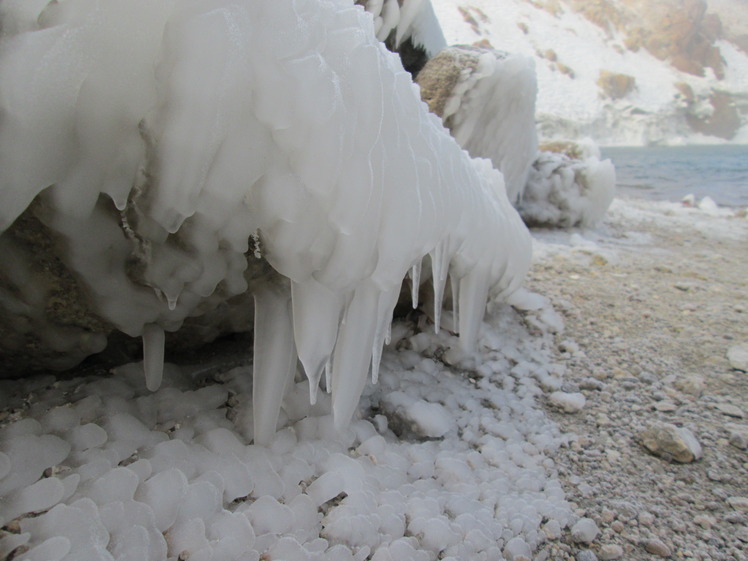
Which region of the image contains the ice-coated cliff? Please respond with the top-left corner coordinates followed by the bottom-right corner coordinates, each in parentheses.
top-left (0, 0), bottom-right (532, 442)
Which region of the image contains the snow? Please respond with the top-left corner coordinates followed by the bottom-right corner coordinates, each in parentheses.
top-left (430, 0), bottom-right (748, 146)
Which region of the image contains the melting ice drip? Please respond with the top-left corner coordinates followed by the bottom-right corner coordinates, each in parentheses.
top-left (0, 0), bottom-right (531, 443)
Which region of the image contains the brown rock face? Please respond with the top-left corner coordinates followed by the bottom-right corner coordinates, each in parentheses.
top-left (597, 70), bottom-right (636, 99)
top-left (685, 90), bottom-right (741, 140)
top-left (567, 0), bottom-right (726, 79)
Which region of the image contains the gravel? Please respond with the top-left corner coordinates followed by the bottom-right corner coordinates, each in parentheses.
top-left (527, 197), bottom-right (748, 561)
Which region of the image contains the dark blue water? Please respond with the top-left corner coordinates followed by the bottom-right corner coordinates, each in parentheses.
top-left (601, 145), bottom-right (748, 207)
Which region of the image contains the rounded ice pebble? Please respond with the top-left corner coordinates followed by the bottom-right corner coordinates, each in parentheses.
top-left (19, 499), bottom-right (110, 561)
top-left (68, 422), bottom-right (108, 451)
top-left (243, 495), bottom-right (293, 535)
top-left (571, 517), bottom-right (599, 543)
top-left (20, 536), bottom-right (71, 561)
top-left (134, 468), bottom-right (188, 532)
top-left (406, 401), bottom-right (453, 438)
top-left (40, 406), bottom-right (81, 433)
top-left (196, 427), bottom-right (247, 456)
top-left (503, 536), bottom-right (531, 560)
top-left (0, 477), bottom-right (65, 526)
top-left (166, 517), bottom-right (209, 559)
top-left (548, 391), bottom-right (586, 413)
top-left (88, 466), bottom-right (140, 505)
top-left (0, 434), bottom-right (71, 495)
top-left (208, 511), bottom-right (256, 559)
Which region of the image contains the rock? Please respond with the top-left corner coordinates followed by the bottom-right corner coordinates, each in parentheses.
top-left (728, 430), bottom-right (748, 450)
top-left (597, 70), bottom-right (635, 99)
top-left (576, 550), bottom-right (598, 561)
top-left (644, 539), bottom-right (671, 557)
top-left (571, 517), bottom-right (599, 543)
top-left (599, 544), bottom-right (624, 560)
top-left (715, 403), bottom-right (745, 418)
top-left (727, 344), bottom-right (748, 371)
top-left (654, 401), bottom-right (677, 412)
top-left (549, 391), bottom-right (587, 413)
top-left (737, 526), bottom-right (748, 543)
top-left (639, 423), bottom-right (702, 463)
top-left (638, 511), bottom-right (655, 526)
top-left (673, 375), bottom-right (705, 397)
top-left (727, 497), bottom-right (748, 512)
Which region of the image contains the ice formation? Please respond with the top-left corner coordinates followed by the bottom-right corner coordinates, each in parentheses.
top-left (416, 46), bottom-right (539, 204)
top-left (0, 293), bottom-right (574, 561)
top-left (360, 0), bottom-right (447, 57)
top-left (0, 0), bottom-right (531, 441)
top-left (518, 143), bottom-right (616, 228)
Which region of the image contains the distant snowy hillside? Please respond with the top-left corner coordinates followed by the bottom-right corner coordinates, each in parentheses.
top-left (430, 0), bottom-right (748, 146)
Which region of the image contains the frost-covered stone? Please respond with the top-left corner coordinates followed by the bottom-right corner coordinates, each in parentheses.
top-left (519, 143), bottom-right (616, 228)
top-left (571, 517), bottom-right (599, 544)
top-left (639, 423), bottom-right (702, 463)
top-left (549, 391), bottom-right (586, 413)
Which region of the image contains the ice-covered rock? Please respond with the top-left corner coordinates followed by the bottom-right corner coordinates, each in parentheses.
top-left (518, 142), bottom-right (616, 228)
top-left (0, 0), bottom-right (531, 441)
top-left (548, 391), bottom-right (586, 413)
top-left (416, 45), bottom-right (538, 203)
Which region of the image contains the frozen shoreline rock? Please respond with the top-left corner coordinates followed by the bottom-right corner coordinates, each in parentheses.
top-left (0, 0), bottom-right (531, 442)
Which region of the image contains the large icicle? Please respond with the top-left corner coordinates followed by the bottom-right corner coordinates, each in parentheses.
top-left (290, 279), bottom-right (343, 404)
top-left (429, 241), bottom-right (449, 333)
top-left (252, 286), bottom-right (297, 446)
top-left (458, 267), bottom-right (491, 352)
top-left (142, 323), bottom-right (165, 392)
top-left (370, 285), bottom-right (401, 385)
top-left (331, 284), bottom-right (380, 432)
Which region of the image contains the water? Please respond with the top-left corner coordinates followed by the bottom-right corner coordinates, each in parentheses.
top-left (601, 145), bottom-right (748, 207)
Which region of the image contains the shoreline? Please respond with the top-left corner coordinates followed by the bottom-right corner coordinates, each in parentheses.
top-left (527, 195), bottom-right (748, 560)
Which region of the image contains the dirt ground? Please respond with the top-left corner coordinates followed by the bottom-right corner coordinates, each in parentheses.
top-left (526, 197), bottom-right (748, 561)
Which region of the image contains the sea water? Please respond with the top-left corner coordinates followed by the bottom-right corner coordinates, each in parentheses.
top-left (602, 145), bottom-right (748, 207)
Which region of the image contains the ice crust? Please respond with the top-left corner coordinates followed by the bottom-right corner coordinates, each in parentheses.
top-left (0, 0), bottom-right (531, 440)
top-left (0, 294), bottom-right (573, 561)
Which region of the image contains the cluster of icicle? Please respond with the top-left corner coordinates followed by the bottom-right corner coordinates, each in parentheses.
top-left (0, 0), bottom-right (531, 443)
top-left (358, 0), bottom-right (446, 55)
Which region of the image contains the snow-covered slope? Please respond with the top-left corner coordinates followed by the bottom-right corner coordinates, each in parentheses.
top-left (430, 0), bottom-right (748, 146)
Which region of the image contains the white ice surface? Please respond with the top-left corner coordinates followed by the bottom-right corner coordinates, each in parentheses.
top-left (0, 0), bottom-right (531, 440)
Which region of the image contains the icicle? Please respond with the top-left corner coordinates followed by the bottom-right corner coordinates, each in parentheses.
top-left (290, 279), bottom-right (343, 405)
top-left (142, 323), bottom-right (165, 392)
top-left (331, 284), bottom-right (379, 431)
top-left (409, 259), bottom-right (422, 309)
top-left (252, 286), bottom-right (297, 446)
top-left (324, 360), bottom-right (332, 394)
top-left (371, 285), bottom-right (400, 385)
top-left (458, 267), bottom-right (491, 352)
top-left (449, 270), bottom-right (460, 332)
top-left (429, 242), bottom-right (449, 333)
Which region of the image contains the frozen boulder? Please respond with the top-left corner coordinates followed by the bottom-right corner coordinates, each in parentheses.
top-left (416, 45), bottom-right (538, 203)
